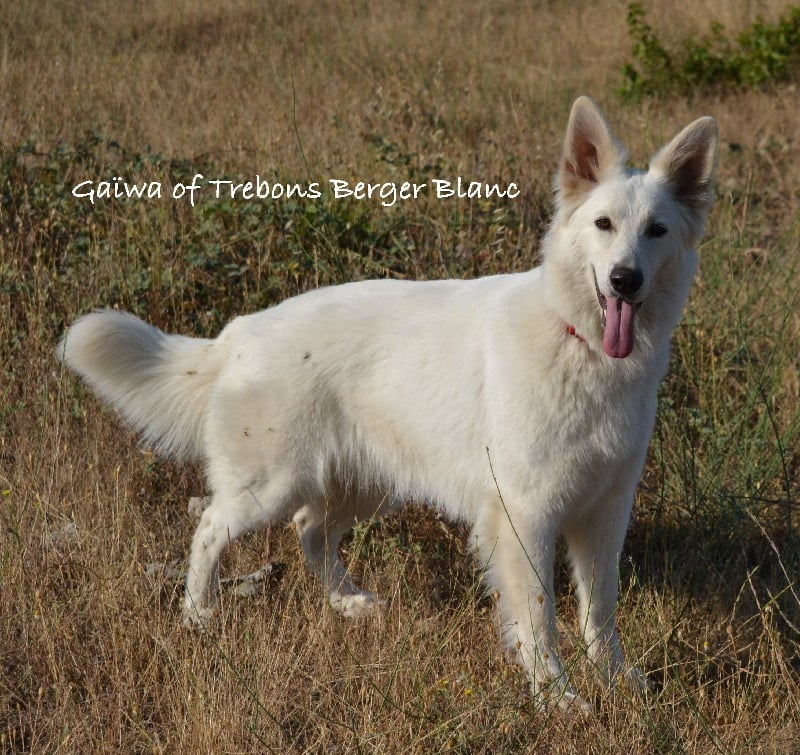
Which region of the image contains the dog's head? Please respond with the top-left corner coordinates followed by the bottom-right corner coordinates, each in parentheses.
top-left (545, 96), bottom-right (718, 360)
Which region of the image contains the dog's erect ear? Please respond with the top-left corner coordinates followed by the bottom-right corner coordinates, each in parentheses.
top-left (650, 116), bottom-right (718, 215)
top-left (558, 96), bottom-right (626, 203)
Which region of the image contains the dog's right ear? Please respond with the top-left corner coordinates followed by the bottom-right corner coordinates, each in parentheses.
top-left (558, 96), bottom-right (626, 204)
top-left (649, 116), bottom-right (718, 218)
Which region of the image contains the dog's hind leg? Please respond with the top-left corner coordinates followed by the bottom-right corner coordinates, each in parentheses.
top-left (293, 505), bottom-right (384, 618)
top-left (182, 477), bottom-right (291, 629)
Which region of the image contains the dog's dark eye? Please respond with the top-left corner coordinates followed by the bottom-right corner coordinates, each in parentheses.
top-left (595, 217), bottom-right (612, 231)
top-left (648, 222), bottom-right (668, 238)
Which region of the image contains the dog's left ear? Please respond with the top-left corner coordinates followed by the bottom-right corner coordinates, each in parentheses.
top-left (650, 116), bottom-right (718, 216)
top-left (558, 96), bottom-right (627, 204)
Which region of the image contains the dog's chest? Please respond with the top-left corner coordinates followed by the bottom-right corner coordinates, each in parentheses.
top-left (501, 357), bottom-right (656, 475)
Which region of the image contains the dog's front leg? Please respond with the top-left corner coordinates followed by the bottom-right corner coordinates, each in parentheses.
top-left (476, 509), bottom-right (591, 713)
top-left (563, 491), bottom-right (647, 694)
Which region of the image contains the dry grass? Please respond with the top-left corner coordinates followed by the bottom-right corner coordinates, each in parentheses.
top-left (2, 0), bottom-right (800, 752)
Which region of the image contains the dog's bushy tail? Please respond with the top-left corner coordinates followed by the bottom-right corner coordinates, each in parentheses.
top-left (57, 310), bottom-right (224, 460)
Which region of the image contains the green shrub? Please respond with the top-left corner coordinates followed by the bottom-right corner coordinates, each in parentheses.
top-left (619, 3), bottom-right (800, 101)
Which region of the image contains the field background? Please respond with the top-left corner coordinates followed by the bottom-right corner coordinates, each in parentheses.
top-left (2, 0), bottom-right (800, 752)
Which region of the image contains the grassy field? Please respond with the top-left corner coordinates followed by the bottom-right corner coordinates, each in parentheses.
top-left (2, 0), bottom-right (800, 752)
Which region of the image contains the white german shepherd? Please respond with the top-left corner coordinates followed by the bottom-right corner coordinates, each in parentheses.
top-left (58, 97), bottom-right (717, 711)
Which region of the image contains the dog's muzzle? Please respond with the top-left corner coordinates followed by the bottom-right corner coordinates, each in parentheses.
top-left (594, 267), bottom-right (643, 359)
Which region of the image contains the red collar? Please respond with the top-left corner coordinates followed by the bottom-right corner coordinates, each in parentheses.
top-left (566, 324), bottom-right (586, 344)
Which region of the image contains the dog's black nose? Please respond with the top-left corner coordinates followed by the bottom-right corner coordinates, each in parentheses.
top-left (610, 266), bottom-right (644, 298)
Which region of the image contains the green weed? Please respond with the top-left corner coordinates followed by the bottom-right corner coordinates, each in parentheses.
top-left (620, 3), bottom-right (800, 101)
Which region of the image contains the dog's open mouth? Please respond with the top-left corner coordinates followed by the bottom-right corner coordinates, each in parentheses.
top-left (594, 273), bottom-right (642, 360)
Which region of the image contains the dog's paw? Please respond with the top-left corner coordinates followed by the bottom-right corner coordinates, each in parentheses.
top-left (181, 605), bottom-right (218, 631)
top-left (329, 589), bottom-right (386, 618)
top-left (556, 689), bottom-right (594, 716)
top-left (532, 682), bottom-right (593, 717)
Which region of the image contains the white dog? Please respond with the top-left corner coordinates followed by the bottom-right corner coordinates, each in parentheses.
top-left (58, 97), bottom-right (717, 711)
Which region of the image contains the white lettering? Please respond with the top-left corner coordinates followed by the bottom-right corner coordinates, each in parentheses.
top-left (72, 178), bottom-right (163, 203)
top-left (433, 178), bottom-right (521, 200)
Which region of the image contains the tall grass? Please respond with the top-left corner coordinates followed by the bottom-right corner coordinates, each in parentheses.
top-left (2, 0), bottom-right (799, 752)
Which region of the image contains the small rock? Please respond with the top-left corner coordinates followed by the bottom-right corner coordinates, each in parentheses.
top-left (44, 521), bottom-right (80, 553)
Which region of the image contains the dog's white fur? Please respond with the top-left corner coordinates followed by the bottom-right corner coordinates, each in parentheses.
top-left (57, 97), bottom-right (717, 711)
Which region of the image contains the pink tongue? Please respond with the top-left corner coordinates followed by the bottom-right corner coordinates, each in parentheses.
top-left (603, 296), bottom-right (636, 358)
